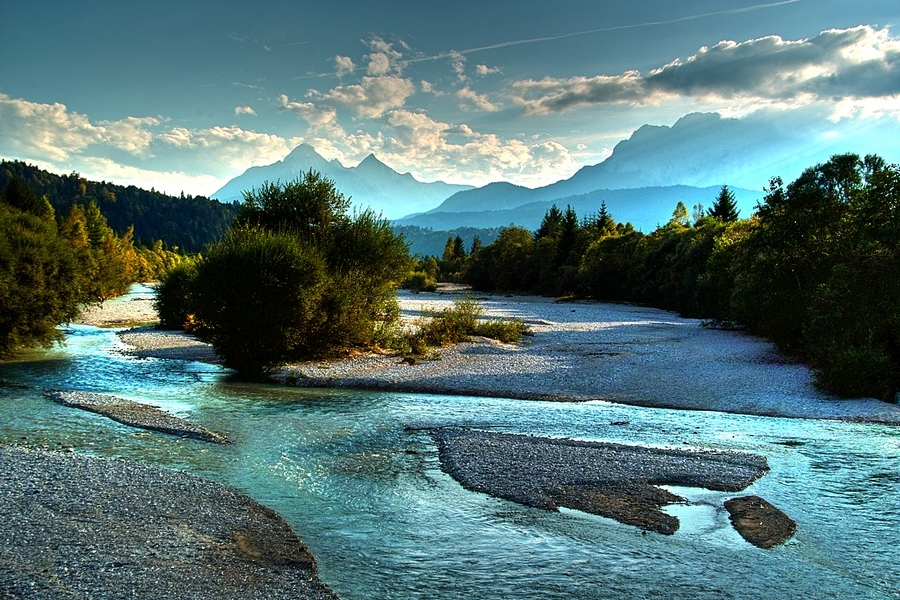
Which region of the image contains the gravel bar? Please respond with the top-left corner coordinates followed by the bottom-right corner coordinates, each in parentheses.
top-left (0, 446), bottom-right (339, 600)
top-left (433, 429), bottom-right (771, 535)
top-left (44, 391), bottom-right (230, 444)
top-left (725, 495), bottom-right (797, 548)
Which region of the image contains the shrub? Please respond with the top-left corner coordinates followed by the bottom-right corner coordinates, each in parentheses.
top-left (171, 174), bottom-right (411, 378)
top-left (399, 297), bottom-right (529, 355)
top-left (190, 228), bottom-right (329, 378)
top-left (402, 270), bottom-right (437, 293)
top-left (154, 261), bottom-right (198, 330)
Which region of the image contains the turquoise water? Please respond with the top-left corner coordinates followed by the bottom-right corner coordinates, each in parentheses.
top-left (1, 293), bottom-right (899, 598)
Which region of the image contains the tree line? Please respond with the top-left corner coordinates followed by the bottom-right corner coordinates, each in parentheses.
top-left (0, 177), bottom-right (187, 358)
top-left (0, 161), bottom-right (239, 253)
top-left (435, 154), bottom-right (899, 401)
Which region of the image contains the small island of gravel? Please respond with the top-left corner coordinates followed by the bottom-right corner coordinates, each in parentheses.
top-left (0, 446), bottom-right (339, 600)
top-left (433, 429), bottom-right (775, 537)
top-left (44, 390), bottom-right (230, 444)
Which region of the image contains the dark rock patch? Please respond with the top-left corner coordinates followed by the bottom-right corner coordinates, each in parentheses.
top-left (44, 390), bottom-right (229, 444)
top-left (724, 495), bottom-right (797, 548)
top-left (433, 429), bottom-right (770, 535)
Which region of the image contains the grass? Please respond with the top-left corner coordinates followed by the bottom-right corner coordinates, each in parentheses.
top-left (387, 296), bottom-right (529, 357)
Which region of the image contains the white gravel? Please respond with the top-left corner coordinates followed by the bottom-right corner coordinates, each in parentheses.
top-left (112, 287), bottom-right (900, 423)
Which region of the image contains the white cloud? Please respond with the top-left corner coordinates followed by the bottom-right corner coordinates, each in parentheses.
top-left (364, 37), bottom-right (405, 75)
top-left (0, 93), bottom-right (299, 194)
top-left (0, 94), bottom-right (160, 161)
top-left (476, 64), bottom-right (502, 76)
top-left (335, 55), bottom-right (356, 77)
top-left (449, 50), bottom-right (467, 82)
top-left (234, 106), bottom-right (257, 116)
top-left (371, 110), bottom-right (580, 187)
top-left (510, 26), bottom-right (900, 115)
top-left (279, 94), bottom-right (339, 126)
top-left (456, 87), bottom-right (501, 112)
top-left (313, 76), bottom-right (416, 118)
top-left (77, 157), bottom-right (227, 197)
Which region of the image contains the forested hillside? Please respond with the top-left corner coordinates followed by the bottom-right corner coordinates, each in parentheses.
top-left (0, 161), bottom-right (239, 252)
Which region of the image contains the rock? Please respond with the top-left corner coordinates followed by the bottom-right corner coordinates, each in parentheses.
top-left (0, 447), bottom-right (338, 600)
top-left (724, 495), bottom-right (796, 548)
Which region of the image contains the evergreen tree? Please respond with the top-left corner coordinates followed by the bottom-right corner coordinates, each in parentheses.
top-left (707, 185), bottom-right (740, 222)
top-left (535, 204), bottom-right (563, 240)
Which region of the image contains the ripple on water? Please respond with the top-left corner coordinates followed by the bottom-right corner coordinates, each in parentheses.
top-left (1, 323), bottom-right (900, 599)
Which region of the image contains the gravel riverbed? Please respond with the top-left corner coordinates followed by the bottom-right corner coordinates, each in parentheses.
top-left (0, 447), bottom-right (339, 600)
top-left (111, 287), bottom-right (900, 423)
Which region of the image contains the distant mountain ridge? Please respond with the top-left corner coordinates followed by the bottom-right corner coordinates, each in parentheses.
top-left (395, 111), bottom-right (843, 231)
top-left (397, 185), bottom-right (762, 233)
top-left (212, 144), bottom-right (473, 219)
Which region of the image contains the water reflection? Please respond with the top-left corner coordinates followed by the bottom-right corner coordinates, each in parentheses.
top-left (0, 324), bottom-right (899, 599)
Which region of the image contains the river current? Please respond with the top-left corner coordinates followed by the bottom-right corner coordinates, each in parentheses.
top-left (1, 291), bottom-right (898, 599)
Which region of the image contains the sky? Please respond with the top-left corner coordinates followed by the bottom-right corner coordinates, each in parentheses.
top-left (1, 0), bottom-right (899, 197)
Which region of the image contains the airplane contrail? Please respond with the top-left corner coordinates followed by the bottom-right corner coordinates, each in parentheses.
top-left (289, 0), bottom-right (800, 80)
top-left (408, 0), bottom-right (802, 63)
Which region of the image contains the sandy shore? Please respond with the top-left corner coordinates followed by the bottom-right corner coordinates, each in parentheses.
top-left (109, 287), bottom-right (900, 423)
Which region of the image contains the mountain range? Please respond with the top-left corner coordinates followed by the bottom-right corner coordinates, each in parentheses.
top-left (212, 144), bottom-right (472, 220)
top-left (214, 111), bottom-right (861, 233)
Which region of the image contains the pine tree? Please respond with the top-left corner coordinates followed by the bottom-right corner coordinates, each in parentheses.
top-left (708, 185), bottom-right (740, 222)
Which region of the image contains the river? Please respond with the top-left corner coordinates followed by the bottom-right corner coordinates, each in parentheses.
top-left (1, 293), bottom-right (898, 599)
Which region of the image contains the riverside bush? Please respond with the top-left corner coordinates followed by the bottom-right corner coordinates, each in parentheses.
top-left (162, 172), bottom-right (411, 378)
top-left (155, 261), bottom-right (198, 330)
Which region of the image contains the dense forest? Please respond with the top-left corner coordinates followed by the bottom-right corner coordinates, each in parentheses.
top-left (424, 154), bottom-right (900, 401)
top-left (0, 161), bottom-right (239, 253)
top-left (393, 225), bottom-right (502, 258)
top-left (0, 177), bottom-right (187, 357)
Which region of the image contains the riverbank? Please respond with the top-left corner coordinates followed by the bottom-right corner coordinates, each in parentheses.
top-left (113, 286), bottom-right (900, 423)
top-left (0, 446), bottom-right (339, 600)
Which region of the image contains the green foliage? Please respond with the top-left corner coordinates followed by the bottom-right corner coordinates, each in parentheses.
top-left (171, 174), bottom-right (411, 378)
top-left (708, 185), bottom-right (740, 222)
top-left (402, 270), bottom-right (437, 293)
top-left (191, 227), bottom-right (329, 378)
top-left (235, 170), bottom-right (350, 242)
top-left (155, 261), bottom-right (199, 330)
top-left (0, 201), bottom-right (80, 357)
top-left (399, 297), bottom-right (529, 354)
top-left (0, 160), bottom-right (238, 253)
top-left (462, 157), bottom-right (900, 400)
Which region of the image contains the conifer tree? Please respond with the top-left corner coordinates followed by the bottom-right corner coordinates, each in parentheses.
top-left (708, 185), bottom-right (740, 222)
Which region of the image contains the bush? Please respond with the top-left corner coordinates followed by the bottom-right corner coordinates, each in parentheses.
top-left (191, 228), bottom-right (329, 378)
top-left (0, 202), bottom-right (80, 357)
top-left (168, 174), bottom-right (411, 378)
top-left (402, 270), bottom-right (437, 293)
top-left (154, 261), bottom-right (198, 330)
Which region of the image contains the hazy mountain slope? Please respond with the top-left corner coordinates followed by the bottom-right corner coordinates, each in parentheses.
top-left (424, 112), bottom-right (822, 217)
top-left (212, 144), bottom-right (472, 219)
top-left (397, 185), bottom-right (763, 233)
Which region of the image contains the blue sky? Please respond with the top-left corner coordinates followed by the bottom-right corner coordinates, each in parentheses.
top-left (1, 0), bottom-right (898, 196)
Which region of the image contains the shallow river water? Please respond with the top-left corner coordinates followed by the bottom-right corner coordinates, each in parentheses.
top-left (1, 296), bottom-right (899, 599)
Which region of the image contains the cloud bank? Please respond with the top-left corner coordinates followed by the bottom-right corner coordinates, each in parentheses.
top-left (511, 26), bottom-right (900, 117)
